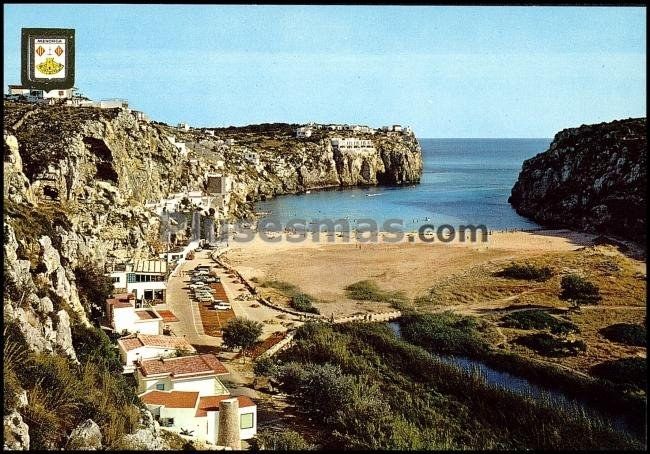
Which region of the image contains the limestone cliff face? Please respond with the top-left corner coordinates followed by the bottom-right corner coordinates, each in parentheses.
top-left (3, 101), bottom-right (422, 449)
top-left (509, 118), bottom-right (646, 243)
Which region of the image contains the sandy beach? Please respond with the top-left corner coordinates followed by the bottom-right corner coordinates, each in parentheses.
top-left (220, 229), bottom-right (605, 316)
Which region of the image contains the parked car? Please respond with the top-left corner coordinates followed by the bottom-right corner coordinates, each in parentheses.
top-left (203, 276), bottom-right (218, 283)
top-left (188, 283), bottom-right (206, 290)
top-left (197, 294), bottom-right (214, 303)
top-left (213, 302), bottom-right (231, 310)
top-left (194, 291), bottom-right (214, 299)
top-left (190, 276), bottom-right (206, 283)
top-left (195, 247), bottom-right (203, 252)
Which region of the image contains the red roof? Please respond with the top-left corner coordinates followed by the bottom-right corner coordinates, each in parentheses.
top-left (195, 395), bottom-right (256, 417)
top-left (138, 353), bottom-right (229, 378)
top-left (135, 309), bottom-right (161, 320)
top-left (117, 334), bottom-right (196, 352)
top-left (140, 390), bottom-right (199, 408)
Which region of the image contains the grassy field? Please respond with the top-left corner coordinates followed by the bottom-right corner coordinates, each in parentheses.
top-left (414, 246), bottom-right (646, 374)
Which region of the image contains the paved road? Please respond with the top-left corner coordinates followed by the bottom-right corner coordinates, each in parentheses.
top-left (158, 251), bottom-right (222, 347)
top-left (159, 250), bottom-right (299, 347)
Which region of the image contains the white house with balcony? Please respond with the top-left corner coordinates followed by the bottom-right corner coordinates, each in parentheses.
top-left (136, 354), bottom-right (257, 444)
top-left (117, 334), bottom-right (196, 373)
top-left (108, 259), bottom-right (168, 303)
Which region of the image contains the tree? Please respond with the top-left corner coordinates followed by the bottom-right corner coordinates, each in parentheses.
top-left (222, 317), bottom-right (263, 353)
top-left (74, 260), bottom-right (115, 322)
top-left (560, 274), bottom-right (602, 308)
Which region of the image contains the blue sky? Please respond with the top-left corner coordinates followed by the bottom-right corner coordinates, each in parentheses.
top-left (3, 5), bottom-right (646, 137)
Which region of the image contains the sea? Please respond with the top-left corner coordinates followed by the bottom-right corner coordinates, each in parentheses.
top-left (255, 138), bottom-right (552, 232)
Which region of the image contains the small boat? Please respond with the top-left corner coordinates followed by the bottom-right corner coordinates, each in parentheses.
top-left (305, 190), bottom-right (311, 194)
top-left (366, 193), bottom-right (383, 197)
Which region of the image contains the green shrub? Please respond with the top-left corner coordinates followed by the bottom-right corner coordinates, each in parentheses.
top-left (599, 324), bottom-right (646, 347)
top-left (399, 312), bottom-right (488, 356)
top-left (590, 358), bottom-right (646, 390)
top-left (501, 310), bottom-right (579, 335)
top-left (269, 319), bottom-right (641, 450)
top-left (290, 293), bottom-right (320, 314)
top-left (560, 274), bottom-right (602, 306)
top-left (262, 279), bottom-right (298, 295)
top-left (515, 333), bottom-right (587, 357)
top-left (253, 356), bottom-right (277, 376)
top-left (497, 263), bottom-right (554, 281)
top-left (71, 324), bottom-right (123, 373)
top-left (74, 261), bottom-right (115, 321)
top-left (345, 280), bottom-right (407, 306)
top-left (251, 429), bottom-right (315, 450)
top-left (222, 317), bottom-right (263, 351)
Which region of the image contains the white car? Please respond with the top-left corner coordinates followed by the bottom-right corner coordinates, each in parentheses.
top-left (188, 283), bottom-right (206, 290)
top-left (213, 302), bottom-right (231, 310)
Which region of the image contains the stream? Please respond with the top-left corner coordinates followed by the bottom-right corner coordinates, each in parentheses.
top-left (387, 321), bottom-right (637, 435)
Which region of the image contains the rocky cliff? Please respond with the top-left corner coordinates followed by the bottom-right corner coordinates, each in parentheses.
top-left (509, 118), bottom-right (646, 243)
top-left (2, 100), bottom-right (422, 450)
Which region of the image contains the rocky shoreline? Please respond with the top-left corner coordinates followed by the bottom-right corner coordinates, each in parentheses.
top-left (509, 118), bottom-right (646, 244)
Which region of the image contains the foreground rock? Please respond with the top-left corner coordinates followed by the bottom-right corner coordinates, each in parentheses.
top-left (66, 419), bottom-right (103, 450)
top-left (509, 118), bottom-right (646, 243)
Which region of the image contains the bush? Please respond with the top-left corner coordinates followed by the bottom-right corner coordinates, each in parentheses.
top-left (515, 333), bottom-right (587, 357)
top-left (71, 324), bottom-right (123, 373)
top-left (290, 293), bottom-right (320, 314)
top-left (344, 280), bottom-right (407, 305)
top-left (599, 323), bottom-right (646, 347)
top-left (497, 263), bottom-right (554, 281)
top-left (399, 312), bottom-right (488, 356)
top-left (251, 429), bottom-right (315, 450)
top-left (501, 310), bottom-right (579, 335)
top-left (590, 358), bottom-right (646, 390)
top-left (74, 260), bottom-right (115, 322)
top-left (560, 274), bottom-right (602, 306)
top-left (253, 356), bottom-right (277, 376)
top-left (222, 317), bottom-right (263, 351)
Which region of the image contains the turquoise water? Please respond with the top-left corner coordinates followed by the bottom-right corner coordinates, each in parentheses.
top-left (256, 138), bottom-right (552, 231)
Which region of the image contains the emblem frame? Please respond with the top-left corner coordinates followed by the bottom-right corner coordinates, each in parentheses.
top-left (21, 28), bottom-right (75, 91)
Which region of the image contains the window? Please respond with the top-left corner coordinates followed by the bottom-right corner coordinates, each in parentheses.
top-left (112, 277), bottom-right (120, 283)
top-left (240, 413), bottom-right (254, 429)
top-left (156, 383), bottom-right (165, 391)
top-left (127, 273), bottom-right (135, 283)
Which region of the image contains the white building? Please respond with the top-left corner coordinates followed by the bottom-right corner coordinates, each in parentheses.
top-left (135, 354), bottom-right (231, 396)
top-left (8, 85), bottom-right (73, 100)
top-left (94, 99), bottom-right (129, 109)
top-left (244, 150), bottom-right (260, 165)
top-left (330, 137), bottom-right (374, 151)
top-left (178, 123), bottom-right (190, 131)
top-left (117, 334), bottom-right (196, 373)
top-left (133, 110), bottom-right (150, 122)
top-left (140, 392), bottom-right (257, 444)
top-left (105, 293), bottom-right (163, 335)
top-left (136, 354), bottom-right (257, 444)
top-left (296, 127), bottom-right (312, 138)
top-left (108, 259), bottom-right (168, 303)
